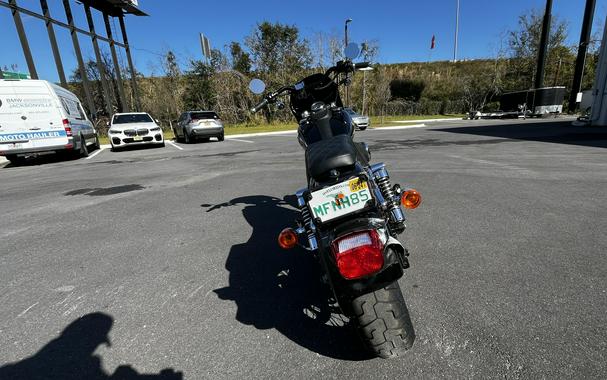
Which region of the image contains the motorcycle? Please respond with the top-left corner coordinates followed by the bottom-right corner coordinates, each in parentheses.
top-left (248, 43), bottom-right (422, 359)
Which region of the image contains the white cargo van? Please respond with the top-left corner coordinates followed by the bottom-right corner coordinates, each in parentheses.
top-left (0, 79), bottom-right (99, 165)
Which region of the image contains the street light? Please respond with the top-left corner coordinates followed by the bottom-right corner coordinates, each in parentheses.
top-left (358, 66), bottom-right (373, 115)
top-left (345, 18), bottom-right (352, 46)
top-left (345, 18), bottom-right (352, 106)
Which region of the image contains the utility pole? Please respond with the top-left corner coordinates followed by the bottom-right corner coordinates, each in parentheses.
top-left (453, 0), bottom-right (460, 62)
top-left (568, 0), bottom-right (596, 113)
top-left (535, 0), bottom-right (553, 89)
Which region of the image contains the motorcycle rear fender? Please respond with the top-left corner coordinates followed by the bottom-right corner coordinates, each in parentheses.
top-left (318, 217), bottom-right (406, 313)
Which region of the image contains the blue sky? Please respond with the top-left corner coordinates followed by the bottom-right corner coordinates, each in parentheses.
top-left (1, 0), bottom-right (606, 82)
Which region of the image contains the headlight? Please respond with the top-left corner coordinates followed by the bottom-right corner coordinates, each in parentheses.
top-left (108, 129), bottom-right (121, 134)
top-left (150, 127), bottom-right (161, 131)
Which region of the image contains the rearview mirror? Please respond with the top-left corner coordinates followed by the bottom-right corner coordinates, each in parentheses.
top-left (249, 78), bottom-right (266, 94)
top-left (344, 42), bottom-right (360, 60)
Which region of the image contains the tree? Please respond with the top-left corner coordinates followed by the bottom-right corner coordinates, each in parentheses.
top-left (245, 21), bottom-right (312, 87)
top-left (183, 61), bottom-right (216, 111)
top-left (390, 79), bottom-right (425, 101)
top-left (230, 42), bottom-right (251, 74)
top-left (361, 40), bottom-right (380, 62)
top-left (210, 48), bottom-right (230, 72)
top-left (506, 8), bottom-right (570, 89)
top-left (70, 50), bottom-right (125, 117)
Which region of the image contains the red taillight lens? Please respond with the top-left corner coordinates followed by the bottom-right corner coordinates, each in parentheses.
top-left (278, 228), bottom-right (298, 249)
top-left (331, 230), bottom-right (384, 280)
top-left (63, 119), bottom-right (72, 137)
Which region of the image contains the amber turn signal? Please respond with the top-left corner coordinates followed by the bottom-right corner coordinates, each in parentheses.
top-left (401, 189), bottom-right (422, 209)
top-left (278, 228), bottom-right (298, 249)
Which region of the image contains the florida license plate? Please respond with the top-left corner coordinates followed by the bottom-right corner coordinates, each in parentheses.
top-left (308, 177), bottom-right (372, 223)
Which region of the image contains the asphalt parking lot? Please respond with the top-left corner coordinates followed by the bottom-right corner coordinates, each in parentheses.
top-left (1, 117), bottom-right (606, 378)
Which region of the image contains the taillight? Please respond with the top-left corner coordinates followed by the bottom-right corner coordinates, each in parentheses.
top-left (331, 230), bottom-right (384, 280)
top-left (63, 119), bottom-right (72, 137)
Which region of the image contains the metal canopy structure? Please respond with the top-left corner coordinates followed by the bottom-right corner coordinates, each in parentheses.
top-left (0, 0), bottom-right (148, 119)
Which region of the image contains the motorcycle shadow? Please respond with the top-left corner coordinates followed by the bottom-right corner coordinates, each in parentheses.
top-left (204, 195), bottom-right (373, 361)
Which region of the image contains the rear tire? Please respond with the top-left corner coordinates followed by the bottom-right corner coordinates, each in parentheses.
top-left (5, 155), bottom-right (25, 165)
top-left (218, 132), bottom-right (224, 142)
top-left (78, 135), bottom-right (89, 158)
top-left (351, 282), bottom-right (415, 358)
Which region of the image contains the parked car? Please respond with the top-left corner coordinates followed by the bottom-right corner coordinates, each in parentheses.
top-left (175, 111), bottom-right (224, 143)
top-left (344, 107), bottom-right (370, 130)
top-left (108, 112), bottom-right (164, 151)
top-left (0, 79), bottom-right (99, 164)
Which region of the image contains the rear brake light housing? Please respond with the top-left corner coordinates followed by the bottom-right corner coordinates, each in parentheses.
top-left (62, 119), bottom-right (72, 137)
top-left (330, 230), bottom-right (384, 280)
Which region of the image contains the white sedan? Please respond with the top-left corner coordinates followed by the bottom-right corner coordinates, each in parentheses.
top-left (108, 112), bottom-right (164, 151)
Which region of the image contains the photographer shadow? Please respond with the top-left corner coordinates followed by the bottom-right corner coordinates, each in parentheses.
top-left (205, 195), bottom-right (372, 361)
top-left (0, 312), bottom-right (182, 380)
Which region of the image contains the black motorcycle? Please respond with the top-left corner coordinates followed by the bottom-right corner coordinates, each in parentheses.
top-left (249, 43), bottom-right (422, 359)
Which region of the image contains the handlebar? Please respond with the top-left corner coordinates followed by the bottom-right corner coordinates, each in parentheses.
top-left (250, 98), bottom-right (269, 113)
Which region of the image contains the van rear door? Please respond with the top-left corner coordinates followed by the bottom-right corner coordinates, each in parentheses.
top-left (0, 80), bottom-right (68, 154)
top-left (0, 82), bottom-right (26, 146)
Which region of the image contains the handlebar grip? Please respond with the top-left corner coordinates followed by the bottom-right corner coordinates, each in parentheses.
top-left (354, 62), bottom-right (371, 69)
top-left (250, 98), bottom-right (269, 113)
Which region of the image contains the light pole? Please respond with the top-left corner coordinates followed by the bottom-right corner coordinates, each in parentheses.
top-left (359, 66), bottom-right (373, 115)
top-left (345, 18), bottom-right (352, 47)
top-left (345, 18), bottom-right (352, 106)
top-left (453, 0), bottom-right (460, 62)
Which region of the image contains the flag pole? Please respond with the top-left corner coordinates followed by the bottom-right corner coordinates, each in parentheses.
top-left (453, 0), bottom-right (460, 62)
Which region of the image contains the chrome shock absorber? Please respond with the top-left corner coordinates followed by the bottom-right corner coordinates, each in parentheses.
top-left (296, 189), bottom-right (318, 250)
top-left (371, 163), bottom-right (406, 233)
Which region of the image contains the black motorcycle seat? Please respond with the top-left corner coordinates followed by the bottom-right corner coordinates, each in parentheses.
top-left (305, 135), bottom-right (357, 178)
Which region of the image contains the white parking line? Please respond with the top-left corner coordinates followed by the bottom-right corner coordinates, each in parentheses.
top-left (372, 123), bottom-right (426, 130)
top-left (167, 140), bottom-right (184, 150)
top-left (85, 147), bottom-right (105, 160)
top-left (227, 138), bottom-right (254, 143)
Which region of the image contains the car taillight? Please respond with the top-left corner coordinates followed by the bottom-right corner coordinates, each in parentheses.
top-left (330, 230), bottom-right (384, 280)
top-left (63, 119), bottom-right (72, 137)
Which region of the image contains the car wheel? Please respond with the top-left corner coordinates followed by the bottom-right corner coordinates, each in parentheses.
top-left (160, 141), bottom-right (165, 148)
top-left (78, 135), bottom-right (89, 158)
top-left (5, 154), bottom-right (25, 165)
top-left (218, 133), bottom-right (225, 142)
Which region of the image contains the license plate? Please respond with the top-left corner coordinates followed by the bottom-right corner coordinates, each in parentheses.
top-left (308, 177), bottom-right (372, 223)
top-left (133, 136), bottom-right (143, 141)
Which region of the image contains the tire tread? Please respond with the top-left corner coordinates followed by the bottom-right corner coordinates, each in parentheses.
top-left (351, 282), bottom-right (415, 358)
